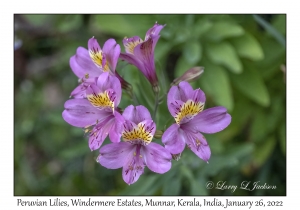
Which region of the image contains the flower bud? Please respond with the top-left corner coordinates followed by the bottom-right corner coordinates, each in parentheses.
top-left (154, 130), bottom-right (164, 138)
top-left (171, 66), bottom-right (204, 86)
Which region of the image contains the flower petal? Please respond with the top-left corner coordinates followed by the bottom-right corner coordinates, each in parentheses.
top-left (108, 111), bottom-right (124, 143)
top-left (167, 82), bottom-right (196, 106)
top-left (119, 53), bottom-right (144, 71)
top-left (96, 73), bottom-right (122, 106)
top-left (88, 115), bottom-right (115, 151)
top-left (88, 37), bottom-right (110, 71)
top-left (123, 36), bottom-right (143, 54)
top-left (102, 38), bottom-right (120, 73)
top-left (122, 145), bottom-right (145, 185)
top-left (133, 38), bottom-right (155, 71)
top-left (167, 85), bottom-right (182, 108)
top-left (193, 88), bottom-right (206, 104)
top-left (70, 83), bottom-right (89, 99)
top-left (122, 105), bottom-right (152, 124)
top-left (70, 47), bottom-right (101, 79)
top-left (62, 99), bottom-right (110, 127)
top-left (168, 100), bottom-right (184, 117)
top-left (178, 81), bottom-right (194, 102)
top-left (162, 123), bottom-right (186, 154)
top-left (86, 83), bottom-right (101, 96)
top-left (142, 142), bottom-right (172, 173)
top-left (186, 106), bottom-right (231, 134)
top-left (98, 142), bottom-right (134, 169)
top-left (185, 131), bottom-right (211, 162)
top-left (145, 23), bottom-right (165, 40)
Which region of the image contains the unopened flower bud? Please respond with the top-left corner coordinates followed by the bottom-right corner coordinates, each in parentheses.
top-left (154, 130), bottom-right (164, 138)
top-left (152, 84), bottom-right (160, 94)
top-left (171, 66), bottom-right (204, 86)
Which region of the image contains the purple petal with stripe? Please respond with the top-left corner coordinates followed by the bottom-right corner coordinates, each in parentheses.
top-left (186, 106), bottom-right (231, 134)
top-left (62, 99), bottom-right (111, 127)
top-left (70, 47), bottom-right (101, 78)
top-left (96, 73), bottom-right (122, 106)
top-left (142, 142), bottom-right (172, 173)
top-left (162, 123), bottom-right (186, 154)
top-left (102, 38), bottom-right (120, 73)
top-left (88, 114), bottom-right (115, 151)
top-left (98, 142), bottom-right (134, 169)
top-left (145, 23), bottom-right (165, 40)
top-left (122, 105), bottom-right (152, 124)
top-left (122, 145), bottom-right (145, 185)
top-left (185, 131), bottom-right (211, 162)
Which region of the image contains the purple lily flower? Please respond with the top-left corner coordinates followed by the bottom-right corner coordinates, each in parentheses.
top-left (62, 72), bottom-right (123, 150)
top-left (97, 105), bottom-right (172, 185)
top-left (162, 81), bottom-right (231, 162)
top-left (69, 38), bottom-right (129, 98)
top-left (119, 22), bottom-right (165, 91)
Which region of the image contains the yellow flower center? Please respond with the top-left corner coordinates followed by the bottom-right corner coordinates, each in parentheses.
top-left (124, 37), bottom-right (143, 54)
top-left (89, 49), bottom-right (110, 72)
top-left (174, 100), bottom-right (204, 124)
top-left (122, 122), bottom-right (153, 145)
top-left (87, 91), bottom-right (114, 111)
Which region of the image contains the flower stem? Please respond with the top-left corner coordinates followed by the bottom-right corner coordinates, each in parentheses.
top-left (132, 91), bottom-right (139, 105)
top-left (127, 88), bottom-right (139, 105)
top-left (153, 90), bottom-right (159, 122)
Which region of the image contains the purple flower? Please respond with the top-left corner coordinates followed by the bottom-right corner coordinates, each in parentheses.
top-left (119, 22), bottom-right (165, 91)
top-left (69, 38), bottom-right (129, 98)
top-left (97, 105), bottom-right (172, 185)
top-left (162, 82), bottom-right (231, 162)
top-left (62, 72), bottom-right (123, 150)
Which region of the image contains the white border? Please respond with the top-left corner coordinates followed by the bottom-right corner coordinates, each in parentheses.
top-left (4, 0), bottom-right (296, 208)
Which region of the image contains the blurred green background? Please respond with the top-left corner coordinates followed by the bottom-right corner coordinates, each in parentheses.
top-left (14, 14), bottom-right (286, 196)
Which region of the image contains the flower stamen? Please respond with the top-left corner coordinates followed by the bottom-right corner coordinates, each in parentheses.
top-left (122, 122), bottom-right (154, 145)
top-left (89, 48), bottom-right (110, 71)
top-left (174, 99), bottom-right (204, 124)
top-left (124, 37), bottom-right (143, 54)
top-left (87, 91), bottom-right (114, 111)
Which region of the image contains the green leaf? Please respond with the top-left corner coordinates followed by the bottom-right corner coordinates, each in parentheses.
top-left (205, 21), bottom-right (244, 41)
top-left (56, 15), bottom-right (82, 33)
top-left (162, 176), bottom-right (181, 195)
top-left (250, 109), bottom-right (268, 142)
top-left (190, 178), bottom-right (208, 195)
top-left (220, 96), bottom-right (253, 141)
top-left (272, 15), bottom-right (286, 36)
top-left (206, 42), bottom-right (243, 74)
top-left (23, 14), bottom-right (52, 27)
top-left (93, 15), bottom-right (153, 37)
top-left (199, 143), bottom-right (253, 176)
top-left (119, 175), bottom-right (158, 195)
top-left (183, 41), bottom-right (202, 65)
top-left (231, 32), bottom-right (264, 61)
top-left (253, 15), bottom-right (286, 47)
top-left (231, 66), bottom-right (270, 107)
top-left (154, 41), bottom-right (172, 61)
top-left (59, 141), bottom-right (88, 160)
top-left (193, 18), bottom-right (213, 37)
top-left (279, 123), bottom-right (286, 155)
top-left (253, 136), bottom-right (276, 167)
top-left (198, 61), bottom-right (233, 111)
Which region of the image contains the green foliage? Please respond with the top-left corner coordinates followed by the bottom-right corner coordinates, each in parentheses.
top-left (14, 14), bottom-right (286, 196)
